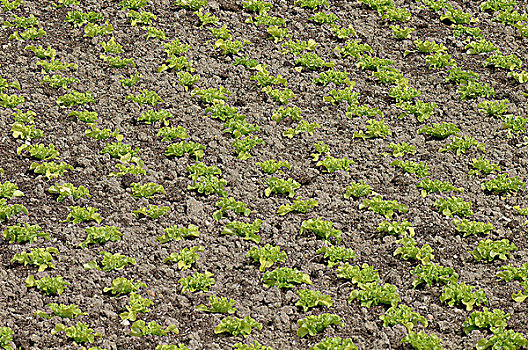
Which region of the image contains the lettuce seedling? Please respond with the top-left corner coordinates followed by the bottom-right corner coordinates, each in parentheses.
top-left (440, 281), bottom-right (488, 311)
top-left (497, 263), bottom-right (528, 284)
top-left (210, 24), bottom-right (232, 40)
top-left (380, 304), bottom-right (428, 332)
top-left (398, 100), bottom-right (437, 122)
top-left (266, 26), bottom-right (290, 43)
top-left (0, 93), bottom-right (24, 108)
top-left (196, 294), bottom-right (237, 314)
top-left (54, 0), bottom-right (80, 7)
top-left (84, 21), bottom-right (113, 37)
top-left (465, 38), bottom-right (498, 54)
top-left (382, 7), bottom-right (410, 21)
top-left (214, 38), bottom-right (250, 55)
top-left (295, 52), bottom-right (335, 71)
top-left (394, 236), bottom-right (434, 264)
top-left (233, 341), bottom-right (273, 350)
top-left (386, 141), bottom-right (416, 157)
top-left (130, 182), bottom-right (165, 199)
top-left (8, 27), bottom-right (46, 41)
top-left (0, 76), bottom-right (20, 92)
top-left (24, 44), bottom-right (56, 59)
top-left (265, 177), bottom-right (300, 198)
top-left (360, 195), bottom-right (408, 220)
top-left (56, 90), bottom-right (95, 107)
top-left (434, 197), bottom-right (473, 218)
top-left (330, 24), bottom-right (357, 40)
top-left (4, 14), bottom-right (36, 28)
top-left (85, 123), bottom-right (122, 140)
top-left (439, 135), bottom-right (485, 155)
top-left (63, 206), bottom-right (102, 224)
top-left (102, 141), bottom-right (139, 158)
top-left (401, 331), bottom-right (444, 350)
top-left (507, 70), bottom-right (528, 84)
top-left (502, 114), bottom-right (528, 138)
top-left (472, 239), bottom-right (517, 262)
top-left (343, 180), bottom-right (373, 200)
top-left (233, 55), bottom-right (260, 69)
top-left (348, 282), bottom-right (401, 308)
top-left (192, 86), bottom-right (230, 104)
top-left (336, 40), bottom-right (372, 59)
top-left (120, 0), bottom-right (149, 9)
top-left (223, 119), bottom-right (260, 139)
top-left (177, 71), bottom-right (200, 90)
top-left (263, 267), bottom-right (312, 289)
top-left (128, 9), bottom-right (156, 26)
top-left (316, 245), bottom-right (356, 267)
top-left (295, 0), bottom-right (328, 8)
top-left (336, 263), bottom-right (380, 285)
top-left (390, 25), bottom-right (414, 39)
top-left (378, 219), bottom-right (414, 237)
top-left (389, 85), bottom-right (422, 102)
top-left (156, 344), bottom-right (192, 350)
top-left (283, 120), bottom-right (320, 138)
top-left (353, 119), bottom-right (391, 139)
top-left (453, 219), bottom-right (494, 237)
top-left (215, 316), bottom-right (262, 338)
top-left (317, 156), bottom-right (353, 173)
top-left (120, 72), bottom-right (142, 87)
top-left (445, 67), bottom-right (479, 84)
top-left (65, 10), bottom-right (104, 26)
top-left (222, 219), bottom-right (262, 243)
top-left (457, 80), bottom-right (495, 100)
top-left (311, 141), bottom-right (329, 161)
top-left (174, 0), bottom-right (206, 9)
top-left (120, 292), bottom-right (153, 321)
top-left (48, 183), bottom-right (90, 202)
top-left (35, 303), bottom-right (87, 319)
top-left (81, 225), bottom-right (122, 248)
top-left (12, 109), bottom-right (36, 123)
top-left (247, 244), bottom-right (288, 271)
top-left (3, 223), bottom-right (47, 243)
top-left (126, 89), bottom-right (163, 106)
top-left (372, 67), bottom-right (407, 85)
top-left (1, 0), bottom-right (24, 11)
top-left (411, 262), bottom-right (459, 288)
top-left (256, 159), bottom-right (291, 174)
top-left (144, 26), bottom-right (166, 40)
top-left (213, 197), bottom-right (251, 221)
top-left (418, 122), bottom-right (460, 139)
top-left (0, 181), bottom-right (23, 199)
top-left (277, 198), bottom-right (318, 216)
top-left (309, 12), bottom-right (339, 24)
top-left (417, 178), bottom-right (463, 197)
top-left (130, 320), bottom-right (179, 337)
top-left (425, 52), bottom-right (455, 69)
top-left (133, 205), bottom-right (170, 219)
top-left (99, 36), bottom-right (123, 53)
top-left (187, 162), bottom-right (221, 180)
top-left (476, 328), bottom-right (528, 350)
top-left (281, 39), bottom-right (317, 55)
top-left (104, 277), bottom-right (146, 296)
top-left (441, 7), bottom-right (478, 24)
top-left (17, 143), bottom-right (59, 160)
top-left (463, 307), bottom-right (510, 334)
top-left (165, 246), bottom-right (204, 270)
top-left (84, 251), bottom-right (136, 271)
top-left (25, 275), bottom-right (68, 295)
top-left (40, 74), bottom-right (79, 89)
top-left (11, 247), bottom-right (58, 271)
top-left (349, 104), bottom-right (383, 121)
top-left (297, 313), bottom-right (342, 338)
top-left (262, 86), bottom-right (295, 105)
top-left (242, 0), bottom-right (272, 14)
top-left (179, 271), bottom-right (215, 293)
top-left (110, 154), bottom-right (146, 177)
top-left (70, 110), bottom-right (98, 123)
top-left (52, 322), bottom-right (101, 343)
top-left (246, 13), bottom-right (285, 26)
top-left (513, 206), bottom-right (528, 225)
top-left (205, 102), bottom-right (243, 121)
top-left (324, 85), bottom-right (360, 105)
top-left (158, 125), bottom-right (188, 141)
top-left (311, 337), bottom-right (358, 350)
top-left (392, 160), bottom-right (430, 178)
top-left (481, 174), bottom-right (525, 195)
top-left (356, 55), bottom-right (394, 71)
top-left (300, 218), bottom-right (342, 243)
top-left (485, 52), bottom-right (522, 71)
top-left (188, 174), bottom-right (227, 196)
top-left (251, 66), bottom-right (287, 87)
top-left (100, 54), bottom-right (136, 68)
top-left (0, 200), bottom-right (28, 223)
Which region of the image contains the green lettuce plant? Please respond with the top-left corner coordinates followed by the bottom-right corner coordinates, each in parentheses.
top-left (283, 120), bottom-right (320, 138)
top-left (481, 174), bottom-right (525, 195)
top-left (272, 106), bottom-right (302, 123)
top-left (127, 9), bottom-right (156, 26)
top-left (120, 292), bottom-right (153, 321)
top-left (25, 275), bottom-right (68, 295)
top-left (472, 239), bottom-right (517, 262)
top-left (336, 40), bottom-right (372, 59)
top-left (324, 85), bottom-right (359, 105)
top-left (48, 183), bottom-right (90, 202)
top-left (377, 219), bottom-right (414, 237)
top-left (336, 263), bottom-right (380, 285)
top-left (52, 322), bottom-right (101, 343)
top-left (463, 307), bottom-right (510, 334)
top-left (17, 143), bottom-right (59, 160)
top-left (144, 26), bottom-right (166, 40)
top-left (179, 271), bottom-right (215, 293)
top-left (391, 160), bottom-right (430, 178)
top-left (265, 177), bottom-right (300, 198)
top-left (502, 115), bottom-right (528, 137)
top-left (401, 331), bottom-right (444, 350)
top-left (120, 72), bottom-right (142, 87)
top-left (356, 55), bottom-right (394, 71)
top-left (263, 267), bottom-right (312, 289)
top-left (347, 103), bottom-right (384, 118)
top-left (11, 247), bottom-right (58, 271)
top-left (213, 197), bottom-right (251, 221)
top-left (469, 157), bottom-right (501, 176)
top-left (109, 154), bottom-right (145, 177)
top-left (222, 219), bottom-right (262, 243)
top-left (164, 246), bottom-right (204, 270)
top-left (417, 178), bottom-right (463, 197)
top-left (353, 119), bottom-right (391, 139)
top-left (311, 141), bottom-right (329, 161)
top-left (372, 67), bottom-right (407, 85)
top-left (360, 195), bottom-right (408, 219)
top-left (317, 156), bottom-right (353, 172)
top-left (213, 38), bottom-right (250, 55)
top-left (166, 141), bottom-right (205, 160)
top-left (348, 282), bottom-right (401, 308)
top-left (386, 141), bottom-right (416, 157)
top-left (309, 11), bottom-right (339, 24)
top-left (344, 180), bottom-right (372, 199)
top-left (231, 136), bottom-right (264, 159)
top-left (476, 328), bottom-right (528, 350)
top-left (99, 36), bottom-right (123, 53)
top-left (247, 244), bottom-right (288, 272)
top-left (390, 25), bottom-right (414, 39)
top-left (394, 236), bottom-right (434, 264)
top-left (0, 200), bottom-right (28, 223)
top-left (256, 159), bottom-right (291, 174)
top-left (434, 197), bottom-right (473, 218)
top-left (99, 55), bottom-right (136, 68)
top-left (300, 218), bottom-right (342, 243)
top-left (126, 89), bottom-right (163, 106)
top-left (130, 320), bottom-right (179, 337)
top-left (277, 197), bottom-right (318, 216)
top-left (0, 181), bottom-right (23, 199)
top-left (297, 314), bottom-right (342, 338)
top-left (192, 86), bottom-right (230, 104)
top-left (196, 294), bottom-right (237, 314)
top-left (380, 304), bottom-right (428, 332)
top-left (56, 90), bottom-right (95, 107)
top-left (440, 282), bottom-right (488, 311)
top-left (313, 69), bottom-right (350, 86)
top-left (223, 119), bottom-right (260, 139)
top-left (453, 219), bottom-right (494, 237)
top-left (411, 262), bottom-right (459, 288)
top-left (457, 80), bottom-right (495, 100)
top-left (398, 100), bottom-right (437, 122)
top-left (63, 206), bottom-right (102, 224)
top-left (215, 316), bottom-right (262, 338)
top-left (233, 341), bottom-right (273, 350)
top-left (158, 126), bottom-right (188, 141)
top-left (35, 303), bottom-right (87, 319)
top-left (310, 337), bottom-right (357, 350)
top-left (65, 10), bottom-right (104, 26)
top-left (316, 245), bottom-right (356, 267)
top-left (513, 206), bottom-right (528, 225)
top-left (69, 110), bottom-right (98, 123)
top-left (81, 225), bottom-right (122, 248)
top-left (84, 21), bottom-right (113, 37)
top-left (2, 223), bottom-right (48, 243)
top-left (103, 277), bottom-right (146, 296)
top-left (84, 251), bottom-right (136, 271)
top-left (40, 75), bottom-right (79, 89)
top-left (130, 182), bottom-right (165, 198)
top-left (329, 24), bottom-right (357, 40)
top-left (242, 0), bottom-right (273, 13)
top-left (425, 52), bottom-right (455, 69)
top-left (133, 205), bottom-right (170, 219)
top-left (8, 27), bottom-right (46, 41)
top-left (1, 0), bottom-right (24, 11)
top-left (188, 174), bottom-right (227, 196)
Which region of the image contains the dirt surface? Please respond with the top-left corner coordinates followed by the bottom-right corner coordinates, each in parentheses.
top-left (1, 0), bottom-right (528, 349)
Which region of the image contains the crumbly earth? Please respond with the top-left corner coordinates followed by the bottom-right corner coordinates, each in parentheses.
top-left (1, 0), bottom-right (528, 349)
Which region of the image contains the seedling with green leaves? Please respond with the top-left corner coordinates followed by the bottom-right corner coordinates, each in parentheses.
top-left (81, 225), bottom-right (123, 248)
top-left (247, 13), bottom-right (286, 26)
top-left (469, 157), bottom-right (501, 177)
top-left (0, 181), bottom-right (23, 199)
top-left (310, 337), bottom-right (358, 350)
top-left (84, 251), bottom-right (136, 271)
top-left (360, 195), bottom-right (408, 220)
top-left (297, 314), bottom-right (342, 338)
top-left (120, 292), bottom-right (153, 321)
top-left (457, 80), bottom-right (495, 100)
top-left (11, 247), bottom-right (58, 271)
top-left (247, 244), bottom-right (288, 272)
top-left (300, 218), bottom-right (342, 243)
top-left (48, 183), bottom-right (90, 202)
top-left (214, 38), bottom-right (250, 55)
top-left (130, 320), bottom-right (179, 337)
top-left (129, 182), bottom-right (165, 198)
top-left (356, 54), bottom-right (394, 71)
top-left (513, 206), bottom-right (528, 225)
top-left (214, 316), bottom-right (262, 338)
top-left (344, 180), bottom-right (372, 199)
top-left (56, 90), bottom-right (96, 107)
top-left (63, 206), bottom-right (102, 224)
top-left (294, 52), bottom-right (335, 71)
top-left (263, 267), bottom-right (312, 289)
top-left (434, 197), bottom-right (473, 218)
top-left (196, 295), bottom-right (237, 314)
top-left (317, 156), bottom-right (353, 173)
top-left (316, 245), bottom-right (356, 267)
top-left (165, 246), bottom-right (204, 270)
top-left (418, 122), bottom-right (460, 139)
top-left (17, 143), bottom-right (59, 160)
top-left (380, 304), bottom-right (428, 332)
top-left (392, 160), bottom-right (430, 178)
top-left (0, 200), bottom-right (28, 223)
top-left (439, 135), bottom-right (485, 155)
top-left (401, 331), bottom-right (444, 350)
top-left (481, 173), bottom-right (525, 195)
top-left (109, 155), bottom-right (146, 177)
top-left (103, 277), bottom-right (146, 296)
top-left (128, 9), bottom-right (156, 26)
top-left (25, 275), bottom-right (68, 295)
top-left (179, 271), bottom-right (215, 293)
top-left (120, 0), bottom-right (149, 10)
top-left (222, 219), bottom-right (262, 243)
top-left (213, 197), bottom-right (251, 221)
top-left (386, 142), bottom-right (416, 157)
top-left (324, 85), bottom-right (360, 105)
top-left (84, 21), bottom-right (113, 37)
top-left (353, 119), bottom-right (391, 139)
top-left (166, 141), bottom-right (205, 160)
top-left (476, 328), bottom-right (528, 350)
top-left (425, 52), bottom-right (455, 69)
top-left (440, 282), bottom-right (488, 311)
top-left (158, 224), bottom-right (200, 243)
top-left (262, 86), bottom-right (295, 105)
top-left (70, 110), bottom-right (98, 123)
top-left (372, 67), bottom-right (407, 85)
top-left (3, 223), bottom-right (48, 243)
top-left (394, 236), bottom-right (434, 264)
top-left (8, 27), bottom-right (46, 41)
top-left (65, 10), bottom-right (104, 26)
top-left (126, 89), bottom-right (163, 106)
top-left (311, 141), bottom-right (329, 161)
top-left (472, 239), bottom-right (517, 262)
top-left (411, 262), bottom-right (459, 288)
top-left (378, 219), bottom-right (415, 237)
top-left (485, 52), bottom-right (522, 71)
top-left (233, 341), bottom-right (273, 350)
top-left (398, 100), bottom-right (437, 122)
top-left (417, 178), bottom-right (463, 197)
top-left (193, 87), bottom-right (231, 104)
top-left (265, 177), bottom-right (300, 198)
top-left (158, 125), bottom-right (188, 141)
top-left (34, 303), bottom-right (87, 319)
top-left (187, 162), bottom-right (222, 180)
top-left (40, 74), bottom-right (79, 89)
top-left (120, 72), bottom-right (142, 87)
top-left (390, 25), bottom-right (415, 39)
top-left (277, 197), bottom-right (318, 216)
top-left (133, 205), bottom-right (170, 219)
top-left (188, 174), bottom-right (228, 196)
top-left (336, 263), bottom-right (380, 285)
top-left (223, 119), bottom-right (260, 139)
top-left (453, 219), bottom-right (494, 237)
top-left (502, 114), bottom-right (528, 137)
top-left (0, 93), bottom-right (24, 108)
top-left (348, 282), bottom-right (401, 308)
top-left (52, 322), bottom-right (101, 343)
top-left (463, 308), bottom-right (510, 334)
